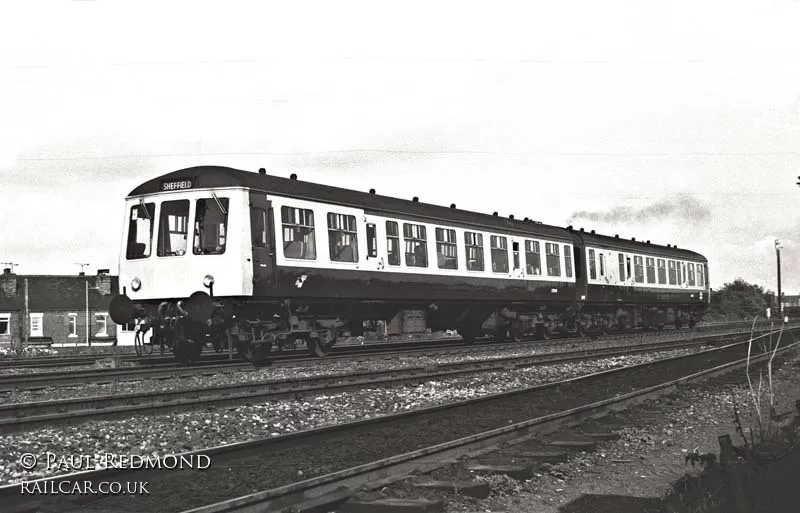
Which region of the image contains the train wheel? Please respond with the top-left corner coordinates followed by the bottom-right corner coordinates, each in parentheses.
top-left (173, 338), bottom-right (199, 365)
top-left (243, 341), bottom-right (271, 364)
top-left (535, 324), bottom-right (549, 341)
top-left (675, 319), bottom-right (683, 330)
top-left (576, 324), bottom-right (587, 338)
top-left (308, 328), bottom-right (338, 357)
top-left (459, 328), bottom-right (477, 345)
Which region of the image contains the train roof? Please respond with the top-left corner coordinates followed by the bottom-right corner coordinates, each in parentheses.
top-left (129, 166), bottom-right (707, 261)
top-left (575, 231), bottom-right (706, 261)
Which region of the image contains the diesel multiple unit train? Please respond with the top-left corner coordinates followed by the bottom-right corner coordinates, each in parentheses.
top-left (109, 166), bottom-right (710, 364)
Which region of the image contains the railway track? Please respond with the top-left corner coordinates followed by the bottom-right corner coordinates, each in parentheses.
top-left (0, 322), bottom-right (781, 391)
top-left (1, 326), bottom-right (796, 513)
top-left (0, 337), bottom-right (722, 433)
top-left (0, 320), bottom-right (769, 371)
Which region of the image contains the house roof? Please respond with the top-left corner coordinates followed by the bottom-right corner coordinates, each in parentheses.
top-left (0, 275), bottom-right (119, 312)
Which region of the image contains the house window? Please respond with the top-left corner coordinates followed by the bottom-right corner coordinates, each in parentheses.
top-left (327, 213), bottom-right (359, 263)
top-left (193, 197), bottom-right (229, 255)
top-left (386, 221), bottom-right (400, 265)
top-left (565, 245), bottom-right (573, 278)
top-left (30, 313), bottom-right (43, 337)
top-left (435, 228), bottom-right (458, 269)
top-left (490, 235), bottom-right (509, 273)
top-left (281, 206), bottom-right (316, 259)
top-left (545, 243), bottom-right (561, 277)
top-left (403, 223), bottom-right (428, 267)
top-left (465, 232), bottom-right (485, 271)
top-left (68, 313), bottom-right (78, 338)
top-left (95, 313), bottom-right (108, 337)
top-left (157, 199), bottom-right (190, 257)
top-left (0, 313), bottom-right (9, 335)
top-left (668, 260), bottom-right (677, 285)
top-left (645, 257), bottom-right (656, 284)
top-left (634, 256), bottom-right (644, 283)
top-left (524, 240), bottom-right (541, 276)
top-left (588, 249), bottom-right (597, 280)
top-left (657, 259), bottom-right (667, 284)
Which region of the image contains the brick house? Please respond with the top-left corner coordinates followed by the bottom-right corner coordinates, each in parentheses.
top-left (0, 268), bottom-right (130, 348)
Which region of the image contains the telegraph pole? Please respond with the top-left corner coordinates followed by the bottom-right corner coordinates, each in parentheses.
top-left (775, 239), bottom-right (783, 318)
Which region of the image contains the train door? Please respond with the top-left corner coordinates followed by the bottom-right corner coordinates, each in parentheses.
top-left (249, 192), bottom-right (275, 292)
top-left (362, 214), bottom-right (385, 272)
top-left (511, 240), bottom-right (524, 279)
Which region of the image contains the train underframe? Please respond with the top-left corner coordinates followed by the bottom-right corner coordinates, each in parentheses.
top-left (120, 293), bottom-right (705, 365)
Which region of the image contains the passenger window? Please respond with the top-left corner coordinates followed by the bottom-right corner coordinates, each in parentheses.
top-left (366, 223), bottom-right (377, 258)
top-left (618, 253), bottom-right (626, 281)
top-left (588, 249), bottom-right (597, 280)
top-left (465, 232), bottom-right (485, 271)
top-left (436, 227), bottom-right (458, 269)
top-left (490, 235), bottom-right (509, 273)
top-left (645, 257), bottom-right (655, 283)
top-left (633, 256), bottom-right (644, 283)
top-left (564, 245), bottom-right (573, 278)
top-left (599, 253), bottom-right (605, 277)
top-left (126, 202), bottom-right (155, 260)
top-left (386, 221), bottom-right (400, 265)
top-left (626, 257), bottom-right (632, 281)
top-left (524, 240), bottom-right (541, 275)
top-left (545, 243), bottom-right (561, 277)
top-left (657, 259), bottom-right (666, 284)
top-left (677, 262), bottom-right (683, 284)
top-left (157, 200), bottom-right (190, 257)
top-left (281, 206), bottom-right (316, 260)
top-left (403, 223), bottom-right (428, 267)
top-left (688, 263), bottom-right (696, 286)
top-left (194, 197), bottom-right (229, 255)
top-left (327, 213), bottom-right (358, 263)
top-left (512, 241), bottom-right (520, 270)
top-left (668, 260), bottom-right (677, 285)
top-left (697, 265), bottom-right (705, 287)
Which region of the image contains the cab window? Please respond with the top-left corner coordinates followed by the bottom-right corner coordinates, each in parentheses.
top-left (157, 200), bottom-right (190, 257)
top-left (126, 202), bottom-right (155, 260)
top-left (194, 197), bottom-right (229, 255)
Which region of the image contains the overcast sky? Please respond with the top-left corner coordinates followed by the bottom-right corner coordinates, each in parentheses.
top-left (1, 0), bottom-right (799, 294)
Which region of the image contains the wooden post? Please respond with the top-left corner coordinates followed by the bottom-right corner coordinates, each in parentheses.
top-left (718, 434), bottom-right (747, 513)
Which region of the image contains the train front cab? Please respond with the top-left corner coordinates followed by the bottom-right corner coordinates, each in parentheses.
top-left (110, 187), bottom-right (258, 362)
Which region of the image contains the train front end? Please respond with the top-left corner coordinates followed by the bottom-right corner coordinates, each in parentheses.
top-left (109, 178), bottom-right (252, 363)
